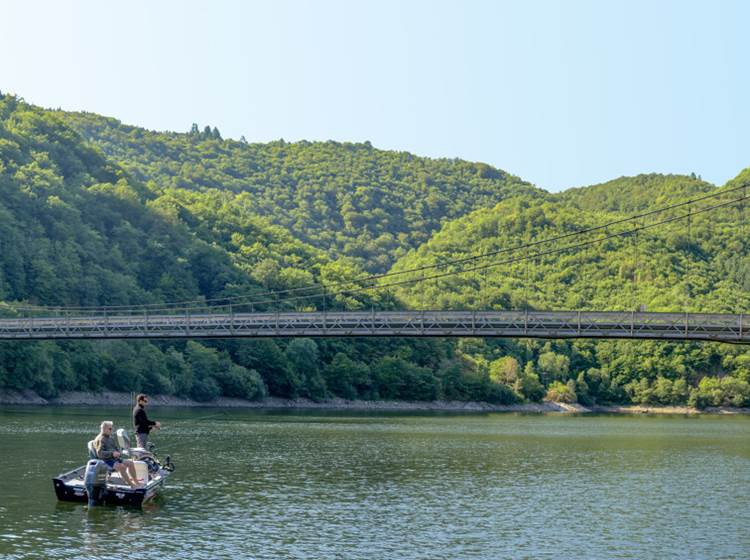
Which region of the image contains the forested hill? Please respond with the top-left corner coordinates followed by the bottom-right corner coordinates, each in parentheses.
top-left (0, 95), bottom-right (342, 309)
top-left (389, 169), bottom-right (750, 408)
top-left (1, 93), bottom-right (749, 409)
top-left (0, 95), bottom-right (376, 401)
top-left (0, 95), bottom-right (533, 404)
top-left (58, 111), bottom-right (543, 271)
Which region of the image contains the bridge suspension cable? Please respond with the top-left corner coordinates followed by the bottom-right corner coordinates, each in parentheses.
top-left (30, 190), bottom-right (750, 316)
top-left (231, 192), bottom-right (747, 310)
top-left (11, 182), bottom-right (750, 315)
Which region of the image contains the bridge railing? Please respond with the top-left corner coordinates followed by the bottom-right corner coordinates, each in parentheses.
top-left (0, 310), bottom-right (746, 342)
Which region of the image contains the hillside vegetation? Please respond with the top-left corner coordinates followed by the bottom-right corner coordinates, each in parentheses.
top-left (390, 173), bottom-right (750, 407)
top-left (1, 94), bottom-right (749, 408)
top-left (0, 96), bottom-right (511, 404)
top-left (58, 111), bottom-right (541, 272)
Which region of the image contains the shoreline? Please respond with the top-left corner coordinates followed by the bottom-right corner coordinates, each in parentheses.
top-left (1, 389), bottom-right (748, 415)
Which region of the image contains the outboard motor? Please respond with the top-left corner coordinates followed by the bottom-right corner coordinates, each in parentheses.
top-left (84, 460), bottom-right (109, 507)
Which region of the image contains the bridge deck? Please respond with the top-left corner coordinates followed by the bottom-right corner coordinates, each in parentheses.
top-left (0, 310), bottom-right (746, 342)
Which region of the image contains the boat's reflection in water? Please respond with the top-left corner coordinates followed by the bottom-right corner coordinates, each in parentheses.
top-left (56, 497), bottom-right (167, 555)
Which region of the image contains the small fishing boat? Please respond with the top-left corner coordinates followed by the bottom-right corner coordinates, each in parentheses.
top-left (52, 429), bottom-right (175, 507)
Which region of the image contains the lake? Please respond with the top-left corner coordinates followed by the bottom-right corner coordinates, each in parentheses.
top-left (0, 407), bottom-right (748, 559)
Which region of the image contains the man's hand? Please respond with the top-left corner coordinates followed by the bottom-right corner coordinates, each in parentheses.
top-left (155, 421), bottom-right (161, 429)
top-left (113, 451), bottom-right (121, 458)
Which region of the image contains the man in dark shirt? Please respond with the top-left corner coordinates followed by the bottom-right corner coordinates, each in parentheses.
top-left (132, 393), bottom-right (161, 448)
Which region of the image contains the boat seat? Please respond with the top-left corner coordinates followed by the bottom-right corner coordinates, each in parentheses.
top-left (115, 430), bottom-right (154, 461)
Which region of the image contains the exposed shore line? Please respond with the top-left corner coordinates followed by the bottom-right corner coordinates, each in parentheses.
top-left (1, 389), bottom-right (749, 415)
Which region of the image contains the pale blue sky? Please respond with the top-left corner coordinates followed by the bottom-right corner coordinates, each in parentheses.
top-left (2, 0), bottom-right (748, 191)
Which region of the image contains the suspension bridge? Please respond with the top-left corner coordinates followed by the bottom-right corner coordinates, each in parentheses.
top-left (1, 183), bottom-right (748, 343)
top-left (0, 310), bottom-right (747, 342)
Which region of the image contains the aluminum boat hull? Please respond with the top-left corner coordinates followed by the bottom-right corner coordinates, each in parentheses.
top-left (52, 465), bottom-right (169, 507)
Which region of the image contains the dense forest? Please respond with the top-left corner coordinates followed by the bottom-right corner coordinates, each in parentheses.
top-left (58, 110), bottom-right (541, 272)
top-left (1, 93), bottom-right (749, 408)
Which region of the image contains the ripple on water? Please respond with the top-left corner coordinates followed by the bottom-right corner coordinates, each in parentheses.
top-left (0, 410), bottom-right (748, 559)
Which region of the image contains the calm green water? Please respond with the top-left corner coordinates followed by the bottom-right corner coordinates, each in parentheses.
top-left (0, 408), bottom-right (748, 559)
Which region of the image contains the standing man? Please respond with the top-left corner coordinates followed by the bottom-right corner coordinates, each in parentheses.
top-left (132, 393), bottom-right (161, 448)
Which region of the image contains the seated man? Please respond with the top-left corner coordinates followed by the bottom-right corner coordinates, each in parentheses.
top-left (93, 420), bottom-right (140, 488)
